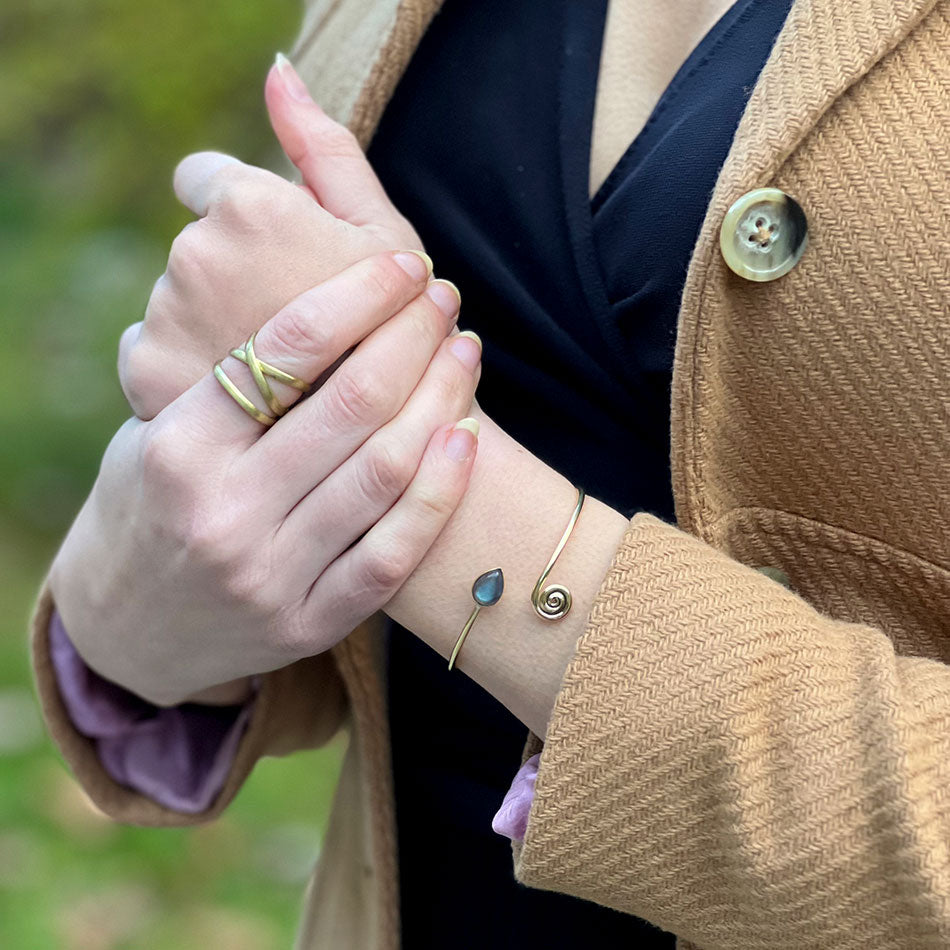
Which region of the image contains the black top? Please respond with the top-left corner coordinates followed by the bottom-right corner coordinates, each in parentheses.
top-left (367, 0), bottom-right (795, 944)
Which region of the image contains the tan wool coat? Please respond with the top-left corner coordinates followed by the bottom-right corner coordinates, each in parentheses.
top-left (30, 0), bottom-right (950, 947)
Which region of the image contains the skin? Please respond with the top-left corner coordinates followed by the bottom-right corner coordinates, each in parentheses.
top-left (51, 251), bottom-right (482, 707)
top-left (51, 58), bottom-right (629, 737)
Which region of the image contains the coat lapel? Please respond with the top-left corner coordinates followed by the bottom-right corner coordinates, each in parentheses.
top-left (293, 0), bottom-right (446, 147)
top-left (670, 0), bottom-right (940, 537)
top-left (720, 0), bottom-right (939, 194)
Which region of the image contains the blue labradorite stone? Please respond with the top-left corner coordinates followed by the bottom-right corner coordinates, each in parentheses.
top-left (472, 568), bottom-right (504, 606)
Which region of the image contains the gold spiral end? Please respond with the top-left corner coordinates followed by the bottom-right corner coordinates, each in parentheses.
top-left (530, 486), bottom-right (585, 622)
top-left (533, 583), bottom-right (572, 621)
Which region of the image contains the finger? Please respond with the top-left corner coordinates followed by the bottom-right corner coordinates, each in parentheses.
top-left (238, 275), bottom-right (461, 512)
top-left (266, 55), bottom-right (419, 240)
top-left (173, 151), bottom-right (325, 226)
top-left (117, 319), bottom-right (178, 421)
top-left (302, 418), bottom-right (480, 640)
top-left (166, 249), bottom-right (437, 448)
top-left (173, 151), bottom-right (243, 217)
top-left (275, 330), bottom-right (482, 588)
top-left (117, 321), bottom-right (143, 395)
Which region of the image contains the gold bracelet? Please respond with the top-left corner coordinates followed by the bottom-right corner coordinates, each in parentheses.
top-left (531, 486), bottom-right (585, 621)
top-left (447, 568), bottom-right (504, 671)
top-left (446, 487), bottom-right (585, 671)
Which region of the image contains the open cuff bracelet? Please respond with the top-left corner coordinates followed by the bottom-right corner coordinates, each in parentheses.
top-left (446, 486), bottom-right (586, 671)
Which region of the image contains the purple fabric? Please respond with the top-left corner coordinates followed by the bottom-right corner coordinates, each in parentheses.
top-left (48, 610), bottom-right (258, 814)
top-left (493, 752), bottom-right (540, 842)
top-left (48, 606), bottom-right (535, 831)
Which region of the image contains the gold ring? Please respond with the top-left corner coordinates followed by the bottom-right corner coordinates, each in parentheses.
top-left (213, 363), bottom-right (277, 426)
top-left (230, 345), bottom-right (311, 392)
top-left (213, 331), bottom-right (311, 427)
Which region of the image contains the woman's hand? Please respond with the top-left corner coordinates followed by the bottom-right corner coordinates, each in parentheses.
top-left (50, 252), bottom-right (482, 707)
top-left (123, 56), bottom-right (422, 421)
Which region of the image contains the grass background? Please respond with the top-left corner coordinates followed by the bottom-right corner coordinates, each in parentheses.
top-left (0, 2), bottom-right (344, 946)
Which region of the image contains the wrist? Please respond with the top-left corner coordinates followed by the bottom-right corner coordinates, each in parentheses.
top-left (385, 413), bottom-right (629, 735)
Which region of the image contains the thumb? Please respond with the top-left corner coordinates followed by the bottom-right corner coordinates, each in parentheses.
top-left (266, 53), bottom-right (420, 245)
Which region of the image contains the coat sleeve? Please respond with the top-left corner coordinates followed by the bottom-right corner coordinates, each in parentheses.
top-left (29, 578), bottom-right (348, 827)
top-left (513, 511), bottom-right (950, 950)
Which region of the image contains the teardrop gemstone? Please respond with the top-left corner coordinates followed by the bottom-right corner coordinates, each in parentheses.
top-left (472, 568), bottom-right (504, 606)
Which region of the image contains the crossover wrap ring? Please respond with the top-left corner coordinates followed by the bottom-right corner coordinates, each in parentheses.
top-left (213, 331), bottom-right (311, 427)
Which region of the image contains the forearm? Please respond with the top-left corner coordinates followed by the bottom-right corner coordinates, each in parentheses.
top-left (385, 410), bottom-right (629, 737)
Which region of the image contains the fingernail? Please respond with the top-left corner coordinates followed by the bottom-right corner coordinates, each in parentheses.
top-left (393, 250), bottom-right (433, 282)
top-left (425, 279), bottom-right (461, 319)
top-left (445, 417), bottom-right (479, 462)
top-left (450, 330), bottom-right (482, 372)
top-left (275, 52), bottom-right (312, 103)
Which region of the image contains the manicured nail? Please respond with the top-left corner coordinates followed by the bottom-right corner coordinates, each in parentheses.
top-left (275, 52), bottom-right (312, 103)
top-left (425, 278), bottom-right (461, 318)
top-left (449, 331), bottom-right (482, 372)
top-left (393, 250), bottom-right (433, 282)
top-left (445, 417), bottom-right (479, 462)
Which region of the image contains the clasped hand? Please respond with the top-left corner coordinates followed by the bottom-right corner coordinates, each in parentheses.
top-left (49, 60), bottom-right (482, 707)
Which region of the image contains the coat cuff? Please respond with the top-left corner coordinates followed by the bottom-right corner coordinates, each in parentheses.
top-left (511, 510), bottom-right (810, 937)
top-left (30, 580), bottom-right (349, 826)
top-left (48, 609), bottom-right (257, 814)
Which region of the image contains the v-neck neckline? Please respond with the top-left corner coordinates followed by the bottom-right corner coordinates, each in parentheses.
top-left (555, 0), bottom-right (626, 376)
top-left (589, 0), bottom-right (759, 213)
top-left (555, 0), bottom-right (757, 376)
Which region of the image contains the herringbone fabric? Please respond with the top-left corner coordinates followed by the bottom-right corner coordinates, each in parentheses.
top-left (29, 0), bottom-right (950, 947)
top-left (515, 513), bottom-right (950, 948)
top-left (513, 1), bottom-right (950, 947)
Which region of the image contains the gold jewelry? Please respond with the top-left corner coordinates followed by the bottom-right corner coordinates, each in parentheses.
top-left (213, 331), bottom-right (310, 427)
top-left (243, 332), bottom-right (282, 417)
top-left (448, 568), bottom-right (504, 671)
top-left (230, 342), bottom-right (311, 392)
top-left (213, 363), bottom-right (277, 426)
top-left (531, 486), bottom-right (585, 621)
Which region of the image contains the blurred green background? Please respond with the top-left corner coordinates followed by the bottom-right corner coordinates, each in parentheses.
top-left (0, 1), bottom-right (344, 946)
